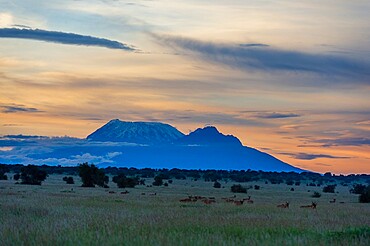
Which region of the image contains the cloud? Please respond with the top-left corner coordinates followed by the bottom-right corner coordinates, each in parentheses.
top-left (0, 28), bottom-right (136, 51)
top-left (156, 35), bottom-right (370, 81)
top-left (1, 104), bottom-right (42, 113)
top-left (256, 112), bottom-right (300, 119)
top-left (240, 43), bottom-right (269, 48)
top-left (317, 137), bottom-right (370, 147)
top-left (279, 152), bottom-right (350, 160)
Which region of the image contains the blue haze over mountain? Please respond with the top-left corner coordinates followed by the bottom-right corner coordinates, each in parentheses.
top-left (0, 119), bottom-right (302, 172)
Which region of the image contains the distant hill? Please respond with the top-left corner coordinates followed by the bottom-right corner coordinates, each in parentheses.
top-left (87, 119), bottom-right (184, 144)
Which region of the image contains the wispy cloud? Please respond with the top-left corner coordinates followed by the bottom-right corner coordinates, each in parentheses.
top-left (256, 112), bottom-right (300, 119)
top-left (1, 104), bottom-right (42, 113)
top-left (279, 152), bottom-right (350, 160)
top-left (0, 28), bottom-right (136, 51)
top-left (317, 137), bottom-right (370, 147)
top-left (156, 35), bottom-right (370, 81)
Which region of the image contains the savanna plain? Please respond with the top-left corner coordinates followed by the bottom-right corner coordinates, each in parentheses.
top-left (1, 174), bottom-right (369, 246)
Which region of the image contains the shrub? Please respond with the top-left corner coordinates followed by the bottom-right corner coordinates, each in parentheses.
top-left (323, 184), bottom-right (336, 193)
top-left (164, 182), bottom-right (169, 187)
top-left (231, 184), bottom-right (248, 193)
top-left (213, 181), bottom-right (221, 188)
top-left (112, 174), bottom-right (139, 188)
top-left (63, 176), bottom-right (74, 184)
top-left (359, 185), bottom-right (370, 203)
top-left (153, 175), bottom-right (163, 186)
top-left (254, 185), bottom-right (260, 190)
top-left (168, 179), bottom-right (173, 184)
top-left (350, 184), bottom-right (367, 194)
top-left (78, 163), bottom-right (108, 188)
top-left (20, 165), bottom-right (48, 185)
top-left (14, 173), bottom-right (20, 181)
top-left (286, 180), bottom-right (294, 186)
top-left (312, 191), bottom-right (321, 198)
top-left (295, 181), bottom-right (301, 186)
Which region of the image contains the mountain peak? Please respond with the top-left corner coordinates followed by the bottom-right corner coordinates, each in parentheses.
top-left (178, 126), bottom-right (242, 146)
top-left (87, 119), bottom-right (184, 144)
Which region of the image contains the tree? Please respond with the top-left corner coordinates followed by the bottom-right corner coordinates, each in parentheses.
top-left (350, 184), bottom-right (367, 194)
top-left (78, 163), bottom-right (108, 188)
top-left (63, 176), bottom-right (74, 184)
top-left (359, 185), bottom-right (370, 203)
top-left (323, 184), bottom-right (336, 193)
top-left (112, 174), bottom-right (139, 188)
top-left (20, 165), bottom-right (48, 185)
top-left (153, 175), bottom-right (163, 186)
top-left (213, 181), bottom-right (221, 188)
top-left (0, 164), bottom-right (9, 180)
top-left (231, 184), bottom-right (248, 193)
top-left (14, 173), bottom-right (20, 181)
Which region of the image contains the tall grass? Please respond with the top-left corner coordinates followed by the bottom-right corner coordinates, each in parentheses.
top-left (0, 176), bottom-right (369, 245)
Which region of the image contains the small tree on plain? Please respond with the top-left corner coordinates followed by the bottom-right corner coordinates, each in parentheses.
top-left (153, 175), bottom-right (164, 186)
top-left (359, 185), bottom-right (370, 203)
top-left (323, 184), bottom-right (336, 193)
top-left (20, 165), bottom-right (47, 185)
top-left (231, 184), bottom-right (248, 193)
top-left (78, 163), bottom-right (108, 188)
top-left (213, 181), bottom-right (221, 188)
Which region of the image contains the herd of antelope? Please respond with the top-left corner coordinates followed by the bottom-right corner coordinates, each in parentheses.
top-left (179, 195), bottom-right (327, 209)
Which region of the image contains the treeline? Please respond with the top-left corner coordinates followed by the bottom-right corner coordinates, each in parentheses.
top-left (1, 163), bottom-right (369, 185)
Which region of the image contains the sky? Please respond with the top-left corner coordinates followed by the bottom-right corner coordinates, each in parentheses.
top-left (0, 0), bottom-right (369, 174)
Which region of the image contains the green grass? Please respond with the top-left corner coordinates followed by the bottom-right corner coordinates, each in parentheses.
top-left (0, 175), bottom-right (369, 245)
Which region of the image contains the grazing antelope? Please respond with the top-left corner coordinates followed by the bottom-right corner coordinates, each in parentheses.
top-left (179, 198), bottom-right (192, 202)
top-left (203, 199), bottom-right (216, 205)
top-left (121, 190), bottom-right (129, 194)
top-left (108, 191), bottom-right (116, 194)
top-left (300, 202), bottom-right (317, 209)
top-left (277, 202), bottom-right (289, 208)
top-left (149, 192), bottom-right (157, 196)
top-left (242, 196), bottom-right (251, 201)
top-left (246, 199), bottom-right (254, 204)
top-left (234, 200), bottom-right (244, 206)
top-left (329, 198), bottom-right (336, 203)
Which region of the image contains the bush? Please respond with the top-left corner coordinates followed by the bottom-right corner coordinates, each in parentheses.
top-left (153, 175), bottom-right (163, 186)
top-left (350, 184), bottom-right (367, 194)
top-left (231, 184), bottom-right (248, 193)
top-left (254, 185), bottom-right (260, 190)
top-left (63, 176), bottom-right (74, 184)
top-left (213, 181), bottom-right (221, 188)
top-left (295, 181), bottom-right (301, 186)
top-left (78, 163), bottom-right (108, 188)
top-left (164, 182), bottom-right (169, 187)
top-left (359, 185), bottom-right (370, 203)
top-left (112, 174), bottom-right (139, 188)
top-left (312, 191), bottom-right (321, 198)
top-left (20, 165), bottom-right (48, 185)
top-left (14, 173), bottom-right (20, 181)
top-left (0, 164), bottom-right (9, 180)
top-left (286, 180), bottom-right (294, 186)
top-left (323, 184), bottom-right (336, 193)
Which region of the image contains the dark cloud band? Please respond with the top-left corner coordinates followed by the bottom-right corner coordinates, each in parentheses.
top-left (0, 28), bottom-right (136, 51)
top-left (157, 35), bottom-right (370, 81)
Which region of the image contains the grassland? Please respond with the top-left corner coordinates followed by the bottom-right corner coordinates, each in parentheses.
top-left (0, 174), bottom-right (369, 246)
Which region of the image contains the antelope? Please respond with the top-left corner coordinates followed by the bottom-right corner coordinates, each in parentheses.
top-left (245, 199), bottom-right (254, 204)
top-left (329, 198), bottom-right (336, 203)
top-left (179, 198), bottom-right (192, 202)
top-left (108, 191), bottom-right (116, 194)
top-left (277, 202), bottom-right (289, 208)
top-left (300, 202), bottom-right (317, 209)
top-left (121, 190), bottom-right (129, 194)
top-left (203, 199), bottom-right (216, 205)
top-left (149, 192), bottom-right (157, 196)
top-left (242, 196), bottom-right (251, 201)
top-left (234, 200), bottom-right (244, 206)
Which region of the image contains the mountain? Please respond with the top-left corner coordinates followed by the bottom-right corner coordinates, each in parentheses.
top-left (87, 119), bottom-right (184, 144)
top-left (177, 126), bottom-right (242, 146)
top-left (0, 119), bottom-right (303, 172)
